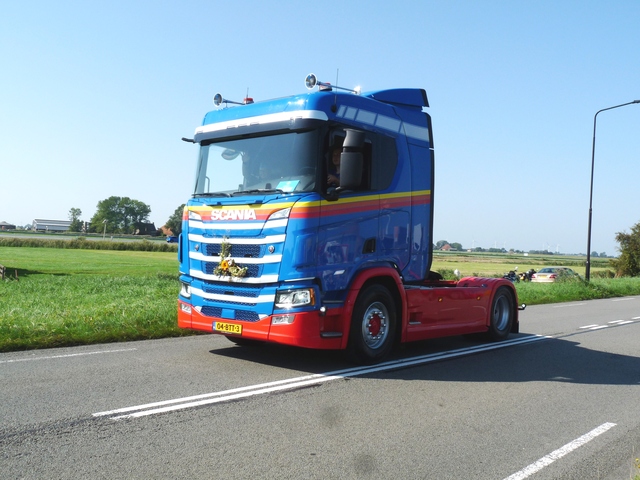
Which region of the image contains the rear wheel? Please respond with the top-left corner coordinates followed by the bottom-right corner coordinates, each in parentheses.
top-left (347, 285), bottom-right (396, 364)
top-left (488, 287), bottom-right (514, 341)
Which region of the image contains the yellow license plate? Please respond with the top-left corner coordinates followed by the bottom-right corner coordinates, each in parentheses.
top-left (213, 321), bottom-right (242, 335)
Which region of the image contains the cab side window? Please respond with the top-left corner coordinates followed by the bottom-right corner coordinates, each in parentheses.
top-left (369, 134), bottom-right (397, 191)
top-left (326, 129), bottom-right (397, 192)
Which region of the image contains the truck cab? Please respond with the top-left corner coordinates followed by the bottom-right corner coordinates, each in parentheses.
top-left (177, 74), bottom-right (519, 363)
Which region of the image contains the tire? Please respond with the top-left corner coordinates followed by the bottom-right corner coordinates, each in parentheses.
top-left (347, 285), bottom-right (396, 364)
top-left (487, 287), bottom-right (514, 341)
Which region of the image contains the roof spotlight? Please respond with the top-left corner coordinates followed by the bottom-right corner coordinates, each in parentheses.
top-left (304, 73), bottom-right (360, 95)
top-left (305, 73), bottom-right (318, 90)
top-left (213, 93), bottom-right (245, 106)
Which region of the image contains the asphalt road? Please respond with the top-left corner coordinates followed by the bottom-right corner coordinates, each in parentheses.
top-left (1, 297), bottom-right (639, 479)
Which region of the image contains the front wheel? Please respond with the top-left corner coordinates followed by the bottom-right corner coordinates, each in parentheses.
top-left (487, 287), bottom-right (514, 341)
top-left (347, 285), bottom-right (396, 364)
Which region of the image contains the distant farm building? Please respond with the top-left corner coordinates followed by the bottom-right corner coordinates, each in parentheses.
top-left (32, 219), bottom-right (72, 232)
top-left (134, 222), bottom-right (157, 236)
top-left (0, 221), bottom-right (16, 230)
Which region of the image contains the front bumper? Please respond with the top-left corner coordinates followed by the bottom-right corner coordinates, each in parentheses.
top-left (178, 300), bottom-right (345, 350)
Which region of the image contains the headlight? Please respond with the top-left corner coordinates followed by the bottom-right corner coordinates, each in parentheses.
top-left (180, 282), bottom-right (192, 299)
top-left (275, 288), bottom-right (315, 309)
top-left (188, 210), bottom-right (202, 221)
top-left (268, 207), bottom-right (291, 221)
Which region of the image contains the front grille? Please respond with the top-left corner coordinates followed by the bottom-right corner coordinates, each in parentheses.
top-left (201, 306), bottom-right (222, 317)
top-left (205, 243), bottom-right (262, 258)
top-left (204, 262), bottom-right (261, 278)
top-left (201, 306), bottom-right (260, 322)
top-left (202, 284), bottom-right (262, 297)
top-left (235, 310), bottom-right (260, 321)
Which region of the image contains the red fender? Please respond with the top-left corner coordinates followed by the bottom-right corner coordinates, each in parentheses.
top-left (338, 267), bottom-right (407, 349)
top-left (459, 277), bottom-right (519, 330)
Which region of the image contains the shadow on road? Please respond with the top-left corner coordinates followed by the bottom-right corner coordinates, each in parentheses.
top-left (209, 332), bottom-right (640, 387)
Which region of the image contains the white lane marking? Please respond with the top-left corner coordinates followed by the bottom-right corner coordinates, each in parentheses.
top-left (503, 422), bottom-right (616, 480)
top-left (581, 319), bottom-right (637, 330)
top-left (95, 335), bottom-right (549, 420)
top-left (553, 303), bottom-right (585, 308)
top-left (611, 297), bottom-right (635, 302)
top-left (633, 316), bottom-right (640, 320)
top-left (0, 348), bottom-right (137, 364)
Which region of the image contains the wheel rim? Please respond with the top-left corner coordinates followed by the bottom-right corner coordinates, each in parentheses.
top-left (493, 295), bottom-right (510, 331)
top-left (361, 302), bottom-right (389, 349)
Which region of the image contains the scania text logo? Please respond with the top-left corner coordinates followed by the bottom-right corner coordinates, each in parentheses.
top-left (210, 209), bottom-right (257, 221)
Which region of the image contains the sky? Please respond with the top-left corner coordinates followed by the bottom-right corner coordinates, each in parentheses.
top-left (1, 1), bottom-right (638, 256)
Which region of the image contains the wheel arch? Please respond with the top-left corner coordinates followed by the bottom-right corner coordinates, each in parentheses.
top-left (458, 276), bottom-right (520, 334)
top-left (339, 266), bottom-right (406, 349)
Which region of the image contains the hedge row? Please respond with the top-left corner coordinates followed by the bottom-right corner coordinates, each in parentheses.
top-left (0, 237), bottom-right (178, 252)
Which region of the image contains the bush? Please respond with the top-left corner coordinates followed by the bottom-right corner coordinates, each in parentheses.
top-left (611, 220), bottom-right (640, 277)
top-left (590, 269), bottom-right (616, 279)
top-left (435, 268), bottom-right (458, 280)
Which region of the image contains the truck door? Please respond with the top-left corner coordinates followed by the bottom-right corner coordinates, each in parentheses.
top-left (317, 130), bottom-right (379, 294)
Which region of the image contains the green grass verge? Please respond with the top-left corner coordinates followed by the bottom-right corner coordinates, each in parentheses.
top-left (513, 277), bottom-right (640, 306)
top-left (1, 245), bottom-right (639, 353)
top-left (0, 274), bottom-right (189, 351)
top-left (0, 245), bottom-right (191, 352)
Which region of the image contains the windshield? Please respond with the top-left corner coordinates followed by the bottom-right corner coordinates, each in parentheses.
top-left (193, 130), bottom-right (321, 196)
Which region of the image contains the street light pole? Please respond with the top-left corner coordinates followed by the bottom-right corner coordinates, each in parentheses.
top-left (586, 99), bottom-right (640, 281)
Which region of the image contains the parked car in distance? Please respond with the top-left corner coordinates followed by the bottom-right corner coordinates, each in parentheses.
top-left (531, 266), bottom-right (578, 283)
top-left (166, 236), bottom-right (178, 243)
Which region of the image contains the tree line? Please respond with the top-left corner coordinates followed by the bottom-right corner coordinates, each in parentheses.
top-left (67, 197), bottom-right (184, 236)
top-left (434, 239), bottom-right (608, 258)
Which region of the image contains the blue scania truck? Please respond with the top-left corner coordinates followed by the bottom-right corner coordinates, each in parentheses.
top-left (177, 74), bottom-right (520, 363)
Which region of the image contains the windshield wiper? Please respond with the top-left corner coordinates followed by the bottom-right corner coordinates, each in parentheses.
top-left (192, 192), bottom-right (232, 198)
top-left (232, 189), bottom-right (284, 195)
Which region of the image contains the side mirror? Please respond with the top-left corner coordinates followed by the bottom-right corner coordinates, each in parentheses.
top-left (337, 128), bottom-right (365, 190)
top-left (338, 151), bottom-right (363, 189)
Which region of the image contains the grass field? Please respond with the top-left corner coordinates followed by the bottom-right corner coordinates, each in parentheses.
top-left (431, 250), bottom-right (612, 278)
top-left (0, 246), bottom-right (188, 352)
top-left (1, 245), bottom-right (638, 353)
